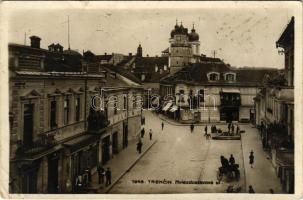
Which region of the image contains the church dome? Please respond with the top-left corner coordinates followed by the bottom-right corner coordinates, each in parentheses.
top-left (189, 26), bottom-right (199, 41)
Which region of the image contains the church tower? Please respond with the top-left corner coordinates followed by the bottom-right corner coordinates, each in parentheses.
top-left (168, 21), bottom-right (194, 74)
top-left (137, 44), bottom-right (143, 57)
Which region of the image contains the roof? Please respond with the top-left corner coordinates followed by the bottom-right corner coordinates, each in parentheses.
top-left (132, 56), bottom-right (170, 82)
top-left (14, 71), bottom-right (105, 78)
top-left (9, 43), bottom-right (83, 72)
top-left (101, 64), bottom-right (141, 85)
top-left (276, 17), bottom-right (294, 48)
top-left (160, 58), bottom-right (279, 86)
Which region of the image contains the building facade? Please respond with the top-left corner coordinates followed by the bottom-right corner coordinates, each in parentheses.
top-left (9, 36), bottom-right (143, 193)
top-left (160, 57), bottom-right (278, 123)
top-left (254, 17), bottom-right (294, 193)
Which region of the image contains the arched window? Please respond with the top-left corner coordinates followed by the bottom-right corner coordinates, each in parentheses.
top-left (224, 72), bottom-right (236, 81)
top-left (208, 72), bottom-right (220, 81)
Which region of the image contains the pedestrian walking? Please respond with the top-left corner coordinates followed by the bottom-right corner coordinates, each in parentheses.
top-left (204, 125), bottom-right (208, 136)
top-left (229, 154), bottom-right (235, 166)
top-left (149, 129), bottom-right (153, 140)
top-left (249, 150), bottom-right (254, 168)
top-left (236, 125), bottom-right (240, 135)
top-left (269, 188), bottom-right (274, 194)
top-left (137, 140), bottom-right (143, 154)
top-left (97, 164), bottom-right (105, 184)
top-left (248, 185), bottom-right (255, 193)
top-left (161, 121), bottom-right (164, 131)
top-left (141, 128), bottom-right (145, 138)
top-left (105, 167), bottom-right (112, 186)
top-left (190, 123), bottom-right (194, 133)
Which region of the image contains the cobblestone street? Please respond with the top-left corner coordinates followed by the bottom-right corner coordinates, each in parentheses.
top-left (109, 111), bottom-right (283, 194)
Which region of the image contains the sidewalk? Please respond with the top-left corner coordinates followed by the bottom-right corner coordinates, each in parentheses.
top-left (88, 134), bottom-right (157, 193)
top-left (240, 125), bottom-right (283, 193)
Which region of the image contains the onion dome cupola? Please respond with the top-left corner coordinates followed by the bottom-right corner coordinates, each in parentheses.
top-left (170, 19), bottom-right (179, 38)
top-left (189, 23), bottom-right (199, 41)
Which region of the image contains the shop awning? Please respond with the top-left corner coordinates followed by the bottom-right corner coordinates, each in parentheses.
top-left (170, 105), bottom-right (178, 112)
top-left (222, 88), bottom-right (240, 93)
top-left (64, 134), bottom-right (98, 154)
top-left (162, 102), bottom-right (172, 111)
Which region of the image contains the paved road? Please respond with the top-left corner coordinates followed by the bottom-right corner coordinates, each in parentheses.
top-left (110, 111), bottom-right (245, 193)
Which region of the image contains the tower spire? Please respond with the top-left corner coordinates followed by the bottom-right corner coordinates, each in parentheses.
top-left (176, 18), bottom-right (178, 26)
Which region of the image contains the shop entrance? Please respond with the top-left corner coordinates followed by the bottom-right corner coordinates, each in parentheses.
top-left (48, 155), bottom-right (59, 193)
top-left (220, 107), bottom-right (239, 122)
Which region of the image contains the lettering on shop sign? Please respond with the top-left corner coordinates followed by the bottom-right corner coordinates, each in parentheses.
top-left (131, 179), bottom-right (214, 185)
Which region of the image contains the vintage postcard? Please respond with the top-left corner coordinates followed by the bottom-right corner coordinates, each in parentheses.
top-left (0, 1), bottom-right (302, 199)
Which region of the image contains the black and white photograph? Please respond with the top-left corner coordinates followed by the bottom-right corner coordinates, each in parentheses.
top-left (0, 1), bottom-right (302, 198)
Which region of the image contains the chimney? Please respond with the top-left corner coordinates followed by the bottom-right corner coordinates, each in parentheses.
top-left (129, 53), bottom-right (132, 56)
top-left (105, 52), bottom-right (107, 55)
top-left (30, 35), bottom-right (41, 48)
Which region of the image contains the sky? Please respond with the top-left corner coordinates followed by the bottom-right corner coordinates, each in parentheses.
top-left (7, 6), bottom-right (295, 69)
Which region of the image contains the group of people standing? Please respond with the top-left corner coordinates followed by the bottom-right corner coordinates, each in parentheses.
top-left (227, 122), bottom-right (240, 136)
top-left (97, 166), bottom-right (112, 187)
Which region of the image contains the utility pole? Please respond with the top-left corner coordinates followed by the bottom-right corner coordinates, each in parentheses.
top-left (68, 15), bottom-right (70, 50)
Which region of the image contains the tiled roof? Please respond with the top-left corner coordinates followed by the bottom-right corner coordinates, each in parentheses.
top-left (101, 64), bottom-right (141, 84)
top-left (132, 56), bottom-right (169, 82)
top-left (160, 59), bottom-right (279, 86)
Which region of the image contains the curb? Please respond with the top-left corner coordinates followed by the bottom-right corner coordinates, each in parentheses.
top-left (105, 139), bottom-right (158, 193)
top-left (240, 133), bottom-right (247, 192)
top-left (159, 115), bottom-right (251, 126)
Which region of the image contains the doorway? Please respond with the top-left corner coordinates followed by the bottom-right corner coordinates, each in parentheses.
top-left (23, 104), bottom-right (34, 147)
top-left (102, 136), bottom-right (110, 164)
top-left (48, 155), bottom-right (59, 193)
top-left (112, 132), bottom-right (118, 154)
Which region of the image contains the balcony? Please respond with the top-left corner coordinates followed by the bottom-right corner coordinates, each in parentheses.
top-left (87, 110), bottom-right (109, 134)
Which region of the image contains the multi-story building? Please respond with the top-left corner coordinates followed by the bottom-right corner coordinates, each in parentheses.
top-left (9, 36), bottom-right (143, 193)
top-left (160, 57), bottom-right (278, 122)
top-left (254, 17), bottom-right (294, 193)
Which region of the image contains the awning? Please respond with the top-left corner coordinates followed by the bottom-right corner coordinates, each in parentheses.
top-left (170, 105), bottom-right (178, 112)
top-left (222, 88), bottom-right (240, 93)
top-left (64, 134), bottom-right (98, 154)
top-left (162, 102), bottom-right (172, 111)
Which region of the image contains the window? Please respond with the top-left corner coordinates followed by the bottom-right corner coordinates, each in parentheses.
top-left (50, 100), bottom-right (57, 129)
top-left (64, 99), bottom-right (69, 125)
top-left (209, 73), bottom-right (219, 81)
top-left (198, 89), bottom-right (204, 102)
top-left (114, 97), bottom-right (118, 115)
top-left (123, 95), bottom-right (127, 110)
top-left (226, 74), bottom-right (235, 81)
top-left (23, 104), bottom-right (34, 147)
top-left (179, 90), bottom-right (185, 103)
top-left (75, 97), bottom-right (80, 122)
